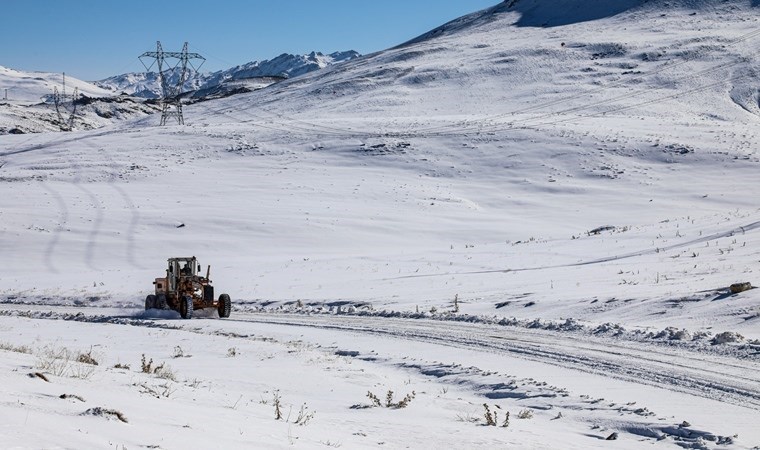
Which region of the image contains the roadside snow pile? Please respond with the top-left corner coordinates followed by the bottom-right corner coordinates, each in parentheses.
top-left (651, 327), bottom-right (692, 341)
top-left (245, 303), bottom-right (759, 356)
top-left (711, 331), bottom-right (744, 345)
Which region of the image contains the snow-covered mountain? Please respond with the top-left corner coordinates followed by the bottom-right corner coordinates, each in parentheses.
top-left (0, 50), bottom-right (359, 132)
top-left (95, 50), bottom-right (360, 98)
top-left (0, 66), bottom-right (154, 134)
top-left (0, 65), bottom-right (113, 104)
top-left (91, 70), bottom-right (205, 99)
top-left (200, 50), bottom-right (360, 89)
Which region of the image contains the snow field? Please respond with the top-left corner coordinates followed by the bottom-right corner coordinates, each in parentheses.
top-left (2, 1), bottom-right (760, 448)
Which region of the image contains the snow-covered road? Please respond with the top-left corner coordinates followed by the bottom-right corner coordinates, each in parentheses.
top-left (214, 313), bottom-right (760, 409)
top-left (2, 303), bottom-right (759, 448)
top-left (4, 303), bottom-right (759, 410)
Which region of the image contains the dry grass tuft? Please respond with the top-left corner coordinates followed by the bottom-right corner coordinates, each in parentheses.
top-left (82, 407), bottom-right (128, 423)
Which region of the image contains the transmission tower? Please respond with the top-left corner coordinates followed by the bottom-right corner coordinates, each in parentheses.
top-left (139, 41), bottom-right (205, 126)
top-left (49, 73), bottom-right (80, 131)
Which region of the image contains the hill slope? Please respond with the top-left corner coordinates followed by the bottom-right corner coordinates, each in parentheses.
top-left (0, 65), bottom-right (114, 105)
top-left (2, 0), bottom-right (758, 329)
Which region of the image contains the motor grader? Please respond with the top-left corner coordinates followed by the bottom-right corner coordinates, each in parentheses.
top-left (145, 256), bottom-right (231, 319)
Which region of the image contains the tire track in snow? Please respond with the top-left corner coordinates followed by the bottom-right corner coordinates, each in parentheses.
top-left (0, 128), bottom-right (140, 158)
top-left (80, 139), bottom-right (144, 269)
top-left (39, 182), bottom-right (69, 274)
top-left (53, 142), bottom-right (100, 271)
top-left (389, 220), bottom-right (760, 280)
top-left (231, 313), bottom-right (760, 410)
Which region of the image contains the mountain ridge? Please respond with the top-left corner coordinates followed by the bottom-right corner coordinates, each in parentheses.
top-left (94, 50), bottom-right (360, 98)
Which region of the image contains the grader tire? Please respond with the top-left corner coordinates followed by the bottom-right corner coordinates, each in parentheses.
top-left (179, 295), bottom-right (194, 319)
top-left (217, 294), bottom-right (231, 318)
top-left (145, 295), bottom-right (156, 310)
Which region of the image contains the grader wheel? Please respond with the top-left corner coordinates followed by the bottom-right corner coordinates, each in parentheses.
top-left (217, 294), bottom-right (231, 318)
top-left (179, 295), bottom-right (194, 319)
top-left (145, 295), bottom-right (156, 310)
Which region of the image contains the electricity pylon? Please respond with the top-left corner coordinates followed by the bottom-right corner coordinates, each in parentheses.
top-left (139, 41), bottom-right (205, 125)
top-left (50, 73), bottom-right (79, 131)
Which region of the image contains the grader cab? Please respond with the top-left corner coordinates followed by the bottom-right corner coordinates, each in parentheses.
top-left (145, 256), bottom-right (231, 319)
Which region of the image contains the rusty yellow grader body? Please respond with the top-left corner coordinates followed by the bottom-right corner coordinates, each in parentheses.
top-left (145, 256), bottom-right (231, 319)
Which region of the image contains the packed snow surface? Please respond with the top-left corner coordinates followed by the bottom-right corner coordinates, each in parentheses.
top-left (1, 0), bottom-right (759, 448)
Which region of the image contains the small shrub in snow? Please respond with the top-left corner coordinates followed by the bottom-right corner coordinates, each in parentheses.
top-left (385, 390), bottom-right (395, 408)
top-left (172, 345), bottom-right (186, 358)
top-left (141, 354), bottom-right (153, 373)
top-left (0, 342), bottom-right (32, 354)
top-left (455, 412), bottom-right (481, 423)
top-left (35, 346), bottom-right (95, 379)
top-left (135, 382), bottom-right (175, 398)
top-left (365, 390), bottom-right (415, 409)
top-left (140, 354), bottom-right (176, 380)
top-left (70, 362), bottom-right (96, 380)
top-left (227, 347), bottom-right (238, 357)
top-left (76, 348), bottom-right (99, 365)
top-left (294, 403), bottom-right (316, 426)
top-left (36, 346), bottom-right (73, 376)
top-left (483, 404), bottom-right (508, 426)
top-left (273, 391), bottom-right (283, 420)
top-left (367, 391), bottom-right (382, 407)
top-left (391, 391), bottom-right (415, 409)
top-left (154, 364), bottom-right (177, 381)
top-left (483, 404), bottom-right (497, 426)
top-left (517, 409), bottom-right (534, 420)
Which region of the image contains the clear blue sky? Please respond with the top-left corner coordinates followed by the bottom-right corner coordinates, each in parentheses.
top-left (1, 0), bottom-right (499, 81)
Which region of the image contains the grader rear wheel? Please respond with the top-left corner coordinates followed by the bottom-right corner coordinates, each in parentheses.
top-left (145, 295), bottom-right (156, 310)
top-left (179, 295), bottom-right (193, 319)
top-left (217, 294), bottom-right (231, 318)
